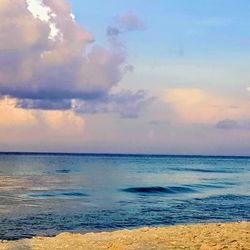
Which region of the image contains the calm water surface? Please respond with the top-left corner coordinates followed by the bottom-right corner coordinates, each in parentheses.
top-left (0, 153), bottom-right (249, 240)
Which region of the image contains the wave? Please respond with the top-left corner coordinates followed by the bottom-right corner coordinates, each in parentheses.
top-left (121, 186), bottom-right (197, 195)
top-left (168, 167), bottom-right (239, 173)
top-left (185, 184), bottom-right (226, 189)
top-left (55, 169), bottom-right (71, 174)
top-left (27, 191), bottom-right (88, 198)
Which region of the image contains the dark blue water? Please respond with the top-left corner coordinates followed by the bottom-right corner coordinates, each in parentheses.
top-left (0, 153), bottom-right (249, 240)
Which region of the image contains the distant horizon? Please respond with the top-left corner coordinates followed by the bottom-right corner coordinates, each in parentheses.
top-left (1, 151), bottom-right (250, 158)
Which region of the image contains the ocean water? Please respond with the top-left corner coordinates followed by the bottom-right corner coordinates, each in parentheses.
top-left (0, 153), bottom-right (249, 240)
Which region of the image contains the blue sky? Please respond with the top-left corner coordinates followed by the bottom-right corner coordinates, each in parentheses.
top-left (68, 0), bottom-right (250, 97)
top-left (70, 0), bottom-right (250, 60)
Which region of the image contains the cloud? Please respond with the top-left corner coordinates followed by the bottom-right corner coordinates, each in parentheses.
top-left (0, 97), bottom-right (86, 149)
top-left (15, 90), bottom-right (152, 118)
top-left (123, 64), bottom-right (134, 74)
top-left (215, 119), bottom-right (239, 129)
top-left (0, 0), bottom-right (121, 99)
top-left (0, 97), bottom-right (84, 131)
top-left (114, 11), bottom-right (145, 32)
top-left (164, 88), bottom-right (250, 124)
top-left (40, 110), bottom-right (85, 130)
top-left (16, 99), bottom-right (72, 110)
top-left (26, 0), bottom-right (59, 39)
top-left (107, 26), bottom-right (121, 37)
top-left (0, 98), bottom-right (37, 127)
top-left (74, 90), bottom-right (153, 119)
top-left (0, 0), bottom-right (149, 118)
top-left (215, 119), bottom-right (250, 130)
top-left (106, 11), bottom-right (144, 41)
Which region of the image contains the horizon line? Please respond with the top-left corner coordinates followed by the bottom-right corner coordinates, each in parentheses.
top-left (0, 151), bottom-right (249, 158)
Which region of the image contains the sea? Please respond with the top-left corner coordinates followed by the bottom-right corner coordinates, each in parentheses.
top-left (0, 153), bottom-right (249, 240)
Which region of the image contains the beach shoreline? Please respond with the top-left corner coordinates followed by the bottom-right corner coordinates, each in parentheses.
top-left (1, 221), bottom-right (249, 250)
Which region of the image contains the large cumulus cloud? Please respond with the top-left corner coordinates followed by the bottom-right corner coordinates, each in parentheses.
top-left (0, 0), bottom-right (149, 117)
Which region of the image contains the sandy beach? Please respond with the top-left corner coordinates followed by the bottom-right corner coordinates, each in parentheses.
top-left (0, 221), bottom-right (249, 250)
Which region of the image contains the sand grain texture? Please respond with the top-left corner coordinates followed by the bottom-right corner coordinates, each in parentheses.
top-left (0, 222), bottom-right (249, 250)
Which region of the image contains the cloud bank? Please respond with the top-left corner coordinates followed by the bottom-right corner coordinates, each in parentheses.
top-left (215, 119), bottom-right (250, 130)
top-left (164, 88), bottom-right (250, 124)
top-left (0, 0), bottom-right (148, 118)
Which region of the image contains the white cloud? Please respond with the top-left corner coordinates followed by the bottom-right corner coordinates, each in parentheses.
top-left (26, 0), bottom-right (59, 39)
top-left (0, 0), bottom-right (149, 120)
top-left (26, 0), bottom-right (51, 22)
top-left (0, 0), bottom-right (118, 101)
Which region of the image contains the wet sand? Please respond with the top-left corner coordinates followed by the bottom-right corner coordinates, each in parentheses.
top-left (0, 221), bottom-right (249, 250)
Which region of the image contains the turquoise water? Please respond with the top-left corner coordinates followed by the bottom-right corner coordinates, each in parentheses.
top-left (0, 153), bottom-right (249, 240)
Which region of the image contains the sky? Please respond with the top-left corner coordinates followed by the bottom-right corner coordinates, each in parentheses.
top-left (1, 0), bottom-right (250, 155)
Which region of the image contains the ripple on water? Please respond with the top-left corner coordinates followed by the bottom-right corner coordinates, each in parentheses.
top-left (27, 191), bottom-right (88, 199)
top-left (169, 167), bottom-right (241, 173)
top-left (55, 169), bottom-right (71, 174)
top-left (121, 186), bottom-right (197, 195)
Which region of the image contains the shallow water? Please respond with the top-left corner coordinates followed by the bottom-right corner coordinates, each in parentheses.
top-left (0, 153), bottom-right (249, 240)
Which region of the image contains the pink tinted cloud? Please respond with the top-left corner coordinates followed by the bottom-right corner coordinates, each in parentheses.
top-left (107, 11), bottom-right (144, 44)
top-left (114, 11), bottom-right (145, 31)
top-left (0, 0), bottom-right (123, 100)
top-left (164, 88), bottom-right (250, 124)
top-left (0, 0), bottom-right (149, 118)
